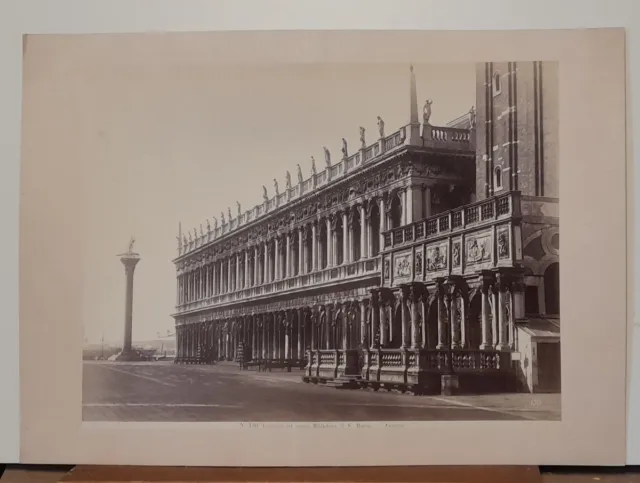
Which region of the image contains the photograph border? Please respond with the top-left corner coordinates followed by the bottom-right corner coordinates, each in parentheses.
top-left (19, 28), bottom-right (627, 466)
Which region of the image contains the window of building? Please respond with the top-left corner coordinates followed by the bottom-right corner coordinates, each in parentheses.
top-left (494, 166), bottom-right (503, 191)
top-left (492, 71), bottom-right (502, 96)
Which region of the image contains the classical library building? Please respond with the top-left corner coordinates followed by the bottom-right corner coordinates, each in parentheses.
top-left (172, 62), bottom-right (560, 395)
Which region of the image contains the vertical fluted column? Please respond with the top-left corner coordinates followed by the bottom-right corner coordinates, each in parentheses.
top-left (370, 290), bottom-right (379, 349)
top-left (298, 227), bottom-right (304, 275)
top-left (450, 287), bottom-right (461, 349)
top-left (342, 211), bottom-right (349, 265)
top-left (226, 257), bottom-right (231, 293)
top-left (264, 242), bottom-right (269, 283)
top-left (326, 218), bottom-right (333, 268)
top-left (400, 286), bottom-right (410, 349)
top-left (244, 250), bottom-right (249, 288)
top-left (379, 299), bottom-right (388, 347)
top-left (311, 222), bottom-right (318, 271)
top-left (285, 233), bottom-right (291, 278)
top-left (410, 284), bottom-right (421, 349)
top-left (436, 281), bottom-right (448, 350)
top-left (274, 237), bottom-right (280, 280)
top-left (253, 246), bottom-right (259, 286)
top-left (491, 285), bottom-right (499, 347)
top-left (496, 277), bottom-right (509, 351)
top-left (379, 196), bottom-right (387, 251)
top-left (360, 300), bottom-right (368, 347)
top-left (360, 205), bottom-right (367, 259)
top-left (406, 186), bottom-right (414, 224)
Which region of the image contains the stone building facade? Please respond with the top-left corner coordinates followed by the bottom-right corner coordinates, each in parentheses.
top-left (172, 62), bottom-right (560, 395)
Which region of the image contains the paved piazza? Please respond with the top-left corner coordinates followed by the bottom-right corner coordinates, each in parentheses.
top-left (82, 361), bottom-right (560, 422)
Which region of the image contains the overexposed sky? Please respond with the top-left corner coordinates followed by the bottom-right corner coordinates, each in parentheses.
top-left (23, 35), bottom-right (475, 344)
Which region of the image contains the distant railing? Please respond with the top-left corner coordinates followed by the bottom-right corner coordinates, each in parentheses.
top-left (178, 123), bottom-right (475, 258)
top-left (383, 192), bottom-right (520, 249)
top-left (176, 257), bottom-right (379, 313)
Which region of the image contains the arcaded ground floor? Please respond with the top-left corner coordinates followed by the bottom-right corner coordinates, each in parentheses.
top-left (82, 361), bottom-right (560, 422)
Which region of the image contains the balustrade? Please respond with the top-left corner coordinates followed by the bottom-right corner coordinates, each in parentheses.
top-left (383, 191), bottom-right (520, 249)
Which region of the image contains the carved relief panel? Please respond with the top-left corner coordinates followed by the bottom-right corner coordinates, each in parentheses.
top-left (497, 225), bottom-right (510, 260)
top-left (392, 250), bottom-right (413, 286)
top-left (426, 242), bottom-right (448, 273)
top-left (465, 231), bottom-right (492, 269)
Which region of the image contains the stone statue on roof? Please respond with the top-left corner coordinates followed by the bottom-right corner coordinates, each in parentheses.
top-left (468, 106), bottom-right (476, 128)
top-left (377, 116), bottom-right (385, 138)
top-left (311, 156), bottom-right (317, 176)
top-left (128, 236), bottom-right (135, 253)
top-left (359, 126), bottom-right (366, 149)
top-left (273, 178), bottom-right (279, 196)
top-left (423, 99), bottom-right (433, 125)
top-left (236, 201), bottom-right (241, 216)
top-left (220, 212), bottom-right (225, 225)
top-left (285, 171), bottom-right (292, 190)
top-left (323, 147), bottom-right (331, 168)
top-left (297, 164), bottom-right (303, 184)
top-left (262, 185), bottom-right (268, 202)
top-left (341, 138), bottom-right (348, 159)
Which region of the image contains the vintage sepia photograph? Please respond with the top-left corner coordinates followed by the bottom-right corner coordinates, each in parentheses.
top-left (51, 38), bottom-right (562, 423)
top-left (19, 28), bottom-right (628, 467)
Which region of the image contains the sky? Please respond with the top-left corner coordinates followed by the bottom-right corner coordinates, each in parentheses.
top-left (26, 35), bottom-right (476, 345)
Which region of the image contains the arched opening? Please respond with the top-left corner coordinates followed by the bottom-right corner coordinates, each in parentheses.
top-left (389, 194), bottom-right (403, 229)
top-left (369, 202), bottom-right (381, 256)
top-left (352, 209), bottom-right (362, 261)
top-left (544, 262), bottom-right (560, 315)
top-left (468, 291), bottom-right (483, 349)
top-left (494, 166), bottom-right (503, 190)
top-left (426, 298), bottom-right (439, 350)
top-left (389, 303), bottom-right (403, 348)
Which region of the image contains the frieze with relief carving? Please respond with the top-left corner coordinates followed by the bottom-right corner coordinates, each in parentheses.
top-left (465, 234), bottom-right (492, 266)
top-left (452, 241), bottom-right (461, 268)
top-left (393, 251), bottom-right (412, 281)
top-left (426, 243), bottom-right (448, 272)
top-left (497, 226), bottom-right (510, 259)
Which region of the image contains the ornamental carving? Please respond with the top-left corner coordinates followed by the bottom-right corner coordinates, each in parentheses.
top-left (393, 253), bottom-right (412, 280)
top-left (452, 241), bottom-right (461, 267)
top-left (383, 258), bottom-right (391, 280)
top-left (497, 227), bottom-right (510, 259)
top-left (426, 243), bottom-right (448, 272)
top-left (466, 235), bottom-right (491, 265)
top-left (415, 252), bottom-right (423, 275)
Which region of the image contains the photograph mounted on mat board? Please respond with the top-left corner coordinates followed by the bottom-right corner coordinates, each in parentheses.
top-left (19, 29), bottom-right (626, 466)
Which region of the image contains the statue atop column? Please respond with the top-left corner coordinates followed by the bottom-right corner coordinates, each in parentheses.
top-left (228, 207), bottom-right (232, 222)
top-left (423, 99), bottom-right (433, 125)
top-left (323, 147), bottom-right (331, 168)
top-left (297, 164), bottom-right (303, 184)
top-left (468, 105), bottom-right (476, 128)
top-left (377, 116), bottom-right (385, 138)
top-left (128, 236), bottom-right (136, 253)
top-left (273, 178), bottom-right (279, 196)
top-left (285, 171), bottom-right (292, 190)
top-left (311, 156), bottom-right (317, 176)
top-left (359, 127), bottom-right (366, 149)
top-left (341, 138), bottom-right (348, 159)
top-left (262, 185), bottom-right (268, 202)
top-left (220, 212), bottom-right (225, 225)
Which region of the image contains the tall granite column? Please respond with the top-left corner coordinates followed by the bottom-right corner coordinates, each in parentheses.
top-left (117, 239), bottom-right (141, 361)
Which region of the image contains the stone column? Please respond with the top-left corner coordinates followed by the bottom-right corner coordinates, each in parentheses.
top-left (262, 317), bottom-right (267, 359)
top-left (236, 253), bottom-right (242, 290)
top-left (410, 284), bottom-right (421, 349)
top-left (325, 305), bottom-right (333, 349)
top-left (286, 233), bottom-right (291, 278)
top-left (360, 300), bottom-right (368, 347)
top-left (274, 237), bottom-right (280, 280)
top-left (436, 282), bottom-right (448, 350)
top-left (254, 246), bottom-right (259, 286)
top-left (370, 290), bottom-right (379, 349)
top-left (342, 211), bottom-right (349, 265)
top-left (491, 285), bottom-right (499, 347)
top-left (244, 250), bottom-right (250, 288)
top-left (450, 289), bottom-right (461, 350)
top-left (298, 308), bottom-right (304, 361)
top-left (326, 218), bottom-right (333, 268)
top-left (424, 186), bottom-right (432, 218)
top-left (342, 303), bottom-right (349, 350)
top-left (311, 222), bottom-right (318, 271)
top-left (284, 312), bottom-right (291, 360)
top-left (212, 263), bottom-right (217, 295)
top-left (264, 242), bottom-right (269, 283)
top-left (379, 300), bottom-right (388, 347)
top-left (298, 227), bottom-right (304, 275)
top-left (359, 205), bottom-right (367, 259)
top-left (117, 250), bottom-right (141, 360)
top-left (496, 278), bottom-right (509, 351)
top-left (379, 196), bottom-right (387, 251)
top-left (400, 286), bottom-right (410, 349)
top-left (402, 189), bottom-right (408, 225)
top-left (227, 257), bottom-right (232, 293)
top-left (406, 186), bottom-right (414, 224)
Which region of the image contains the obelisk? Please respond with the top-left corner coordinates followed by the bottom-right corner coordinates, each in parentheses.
top-left (116, 237), bottom-right (141, 361)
